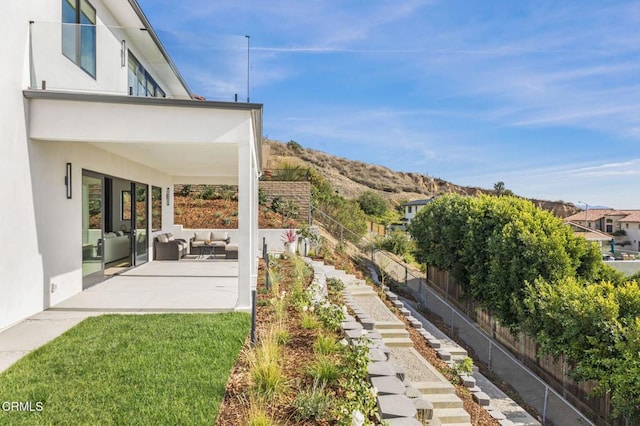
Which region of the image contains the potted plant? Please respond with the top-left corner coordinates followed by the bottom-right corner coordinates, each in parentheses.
top-left (281, 228), bottom-right (297, 253)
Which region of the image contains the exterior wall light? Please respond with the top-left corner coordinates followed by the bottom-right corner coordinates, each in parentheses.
top-left (65, 162), bottom-right (72, 199)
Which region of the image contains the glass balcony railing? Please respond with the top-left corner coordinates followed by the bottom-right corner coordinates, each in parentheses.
top-left (28, 21), bottom-right (250, 102)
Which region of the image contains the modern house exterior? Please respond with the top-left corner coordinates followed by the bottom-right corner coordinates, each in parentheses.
top-left (1, 0), bottom-right (263, 331)
top-left (565, 209), bottom-right (640, 252)
top-left (403, 198), bottom-right (435, 224)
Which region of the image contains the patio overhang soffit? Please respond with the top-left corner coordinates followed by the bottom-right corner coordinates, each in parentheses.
top-left (24, 90), bottom-right (263, 184)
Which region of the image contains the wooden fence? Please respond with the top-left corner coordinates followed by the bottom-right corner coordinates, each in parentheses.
top-left (425, 265), bottom-right (615, 425)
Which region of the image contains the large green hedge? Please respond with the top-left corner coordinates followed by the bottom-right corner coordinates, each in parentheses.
top-left (409, 193), bottom-right (640, 421)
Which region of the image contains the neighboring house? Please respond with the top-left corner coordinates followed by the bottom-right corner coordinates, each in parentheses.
top-left (564, 222), bottom-right (614, 254)
top-left (0, 1), bottom-right (263, 331)
top-left (403, 198), bottom-right (435, 224)
top-left (565, 209), bottom-right (640, 252)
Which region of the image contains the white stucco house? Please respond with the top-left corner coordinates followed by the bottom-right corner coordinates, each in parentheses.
top-left (403, 198), bottom-right (435, 224)
top-left (1, 0), bottom-right (263, 331)
top-left (565, 209), bottom-right (640, 252)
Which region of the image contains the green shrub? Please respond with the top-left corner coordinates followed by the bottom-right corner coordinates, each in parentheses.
top-left (293, 380), bottom-right (333, 421)
top-left (306, 356), bottom-right (340, 385)
top-left (357, 190), bottom-right (389, 217)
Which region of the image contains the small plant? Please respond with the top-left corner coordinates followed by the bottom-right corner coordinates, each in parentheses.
top-left (179, 184), bottom-right (191, 197)
top-left (249, 332), bottom-right (287, 398)
top-left (452, 356), bottom-right (474, 377)
top-left (301, 311), bottom-right (319, 330)
top-left (292, 379), bottom-right (333, 422)
top-left (243, 397), bottom-right (275, 426)
top-left (314, 333), bottom-right (340, 355)
top-left (306, 356), bottom-right (340, 385)
top-left (332, 336), bottom-right (382, 425)
top-left (315, 301), bottom-right (346, 332)
top-left (282, 228), bottom-right (297, 244)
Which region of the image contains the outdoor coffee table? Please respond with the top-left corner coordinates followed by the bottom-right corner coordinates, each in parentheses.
top-left (199, 244), bottom-right (215, 259)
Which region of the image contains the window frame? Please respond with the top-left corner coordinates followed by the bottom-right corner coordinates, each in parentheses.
top-left (62, 0), bottom-right (97, 78)
top-left (127, 51), bottom-right (166, 98)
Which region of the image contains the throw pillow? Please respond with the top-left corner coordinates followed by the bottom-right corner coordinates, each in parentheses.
top-left (195, 231), bottom-right (210, 241)
top-left (158, 234), bottom-right (169, 243)
top-left (212, 231), bottom-right (229, 241)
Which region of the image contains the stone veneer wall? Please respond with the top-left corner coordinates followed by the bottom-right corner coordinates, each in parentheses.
top-left (259, 181), bottom-right (312, 225)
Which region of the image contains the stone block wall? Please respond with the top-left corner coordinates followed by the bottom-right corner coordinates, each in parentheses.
top-left (259, 181), bottom-right (312, 224)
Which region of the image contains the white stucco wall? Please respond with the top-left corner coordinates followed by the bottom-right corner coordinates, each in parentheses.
top-left (0, 2), bottom-right (45, 331)
top-left (27, 140), bottom-right (173, 311)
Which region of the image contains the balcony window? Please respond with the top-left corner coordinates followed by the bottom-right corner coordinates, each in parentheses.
top-left (62, 0), bottom-right (96, 78)
top-left (128, 52), bottom-right (166, 97)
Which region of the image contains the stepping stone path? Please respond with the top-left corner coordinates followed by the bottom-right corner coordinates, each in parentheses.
top-left (305, 257), bottom-right (530, 425)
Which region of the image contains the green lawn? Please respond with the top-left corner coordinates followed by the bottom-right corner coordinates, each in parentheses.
top-left (0, 313), bottom-right (250, 425)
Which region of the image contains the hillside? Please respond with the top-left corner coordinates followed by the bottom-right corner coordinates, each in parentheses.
top-left (265, 139), bottom-right (579, 218)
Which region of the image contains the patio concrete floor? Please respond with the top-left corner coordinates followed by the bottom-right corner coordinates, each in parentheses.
top-left (0, 259), bottom-right (240, 373)
top-left (52, 259), bottom-right (240, 312)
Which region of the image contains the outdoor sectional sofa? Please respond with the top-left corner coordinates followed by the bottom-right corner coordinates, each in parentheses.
top-left (102, 231), bottom-right (130, 264)
top-left (190, 231), bottom-right (230, 256)
top-left (153, 233), bottom-right (188, 260)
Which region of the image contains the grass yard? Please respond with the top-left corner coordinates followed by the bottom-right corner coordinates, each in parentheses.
top-left (0, 313), bottom-right (250, 425)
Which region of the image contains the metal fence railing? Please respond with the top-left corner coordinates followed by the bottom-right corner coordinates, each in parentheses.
top-left (370, 249), bottom-right (595, 426)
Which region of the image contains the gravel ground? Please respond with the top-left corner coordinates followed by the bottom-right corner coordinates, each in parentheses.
top-left (352, 294), bottom-right (399, 322)
top-left (389, 346), bottom-right (443, 383)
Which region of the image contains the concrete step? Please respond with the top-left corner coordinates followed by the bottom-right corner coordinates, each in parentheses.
top-left (381, 337), bottom-right (414, 347)
top-left (413, 381), bottom-right (456, 395)
top-left (432, 407), bottom-right (471, 424)
top-left (375, 321), bottom-right (406, 329)
top-left (440, 345), bottom-right (468, 358)
top-left (422, 393), bottom-right (464, 409)
top-left (378, 328), bottom-right (410, 339)
top-left (431, 422), bottom-right (472, 426)
top-left (346, 285), bottom-right (376, 293)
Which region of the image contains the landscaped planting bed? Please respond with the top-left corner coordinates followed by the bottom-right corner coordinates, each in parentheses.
top-left (216, 254), bottom-right (382, 425)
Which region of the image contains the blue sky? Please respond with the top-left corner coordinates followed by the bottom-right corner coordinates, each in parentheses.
top-left (138, 0), bottom-right (640, 209)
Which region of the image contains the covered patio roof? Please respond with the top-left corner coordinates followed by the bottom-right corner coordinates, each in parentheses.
top-left (24, 89), bottom-right (262, 310)
top-left (24, 90), bottom-right (262, 184)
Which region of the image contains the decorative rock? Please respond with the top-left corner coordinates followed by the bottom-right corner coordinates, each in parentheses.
top-left (413, 397), bottom-right (434, 421)
top-left (487, 410), bottom-right (507, 420)
top-left (460, 374), bottom-right (476, 388)
top-left (404, 386), bottom-right (422, 399)
top-left (472, 391), bottom-right (491, 406)
top-left (366, 331), bottom-right (382, 340)
top-left (367, 361), bottom-right (396, 378)
top-left (345, 329), bottom-right (366, 340)
top-left (371, 375), bottom-right (406, 395)
top-left (393, 364), bottom-right (406, 381)
top-left (385, 418), bottom-right (422, 426)
top-left (377, 395), bottom-right (417, 419)
top-left (341, 321), bottom-right (363, 331)
top-left (368, 348), bottom-right (387, 362)
top-left (409, 317), bottom-right (423, 329)
top-left (436, 349), bottom-right (451, 361)
top-left (360, 317), bottom-right (376, 330)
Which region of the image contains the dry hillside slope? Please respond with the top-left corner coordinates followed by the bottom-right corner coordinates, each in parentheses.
top-left (265, 139), bottom-right (579, 218)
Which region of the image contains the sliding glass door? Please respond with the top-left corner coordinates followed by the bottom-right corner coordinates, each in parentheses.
top-left (82, 172), bottom-right (103, 288)
top-left (133, 182), bottom-right (148, 265)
